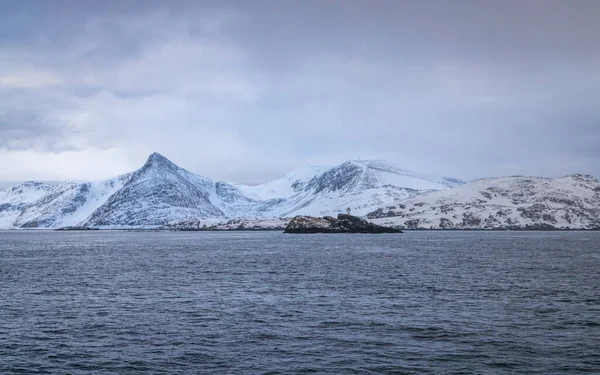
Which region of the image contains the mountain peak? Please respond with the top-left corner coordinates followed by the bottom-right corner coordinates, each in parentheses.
top-left (344, 159), bottom-right (412, 172)
top-left (147, 152), bottom-right (169, 163)
top-left (5, 181), bottom-right (54, 194)
top-left (142, 152), bottom-right (178, 170)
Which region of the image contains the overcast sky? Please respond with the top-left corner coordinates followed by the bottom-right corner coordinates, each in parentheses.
top-left (1, 0), bottom-right (599, 185)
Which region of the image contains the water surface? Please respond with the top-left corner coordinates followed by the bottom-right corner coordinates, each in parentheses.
top-left (1, 231), bottom-right (599, 374)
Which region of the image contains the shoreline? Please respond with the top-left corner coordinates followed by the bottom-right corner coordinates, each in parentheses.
top-left (1, 228), bottom-right (599, 232)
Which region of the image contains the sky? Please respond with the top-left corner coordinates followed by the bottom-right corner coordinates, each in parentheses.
top-left (1, 0), bottom-right (599, 185)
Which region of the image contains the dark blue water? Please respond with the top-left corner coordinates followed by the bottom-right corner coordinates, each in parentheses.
top-left (1, 231), bottom-right (599, 374)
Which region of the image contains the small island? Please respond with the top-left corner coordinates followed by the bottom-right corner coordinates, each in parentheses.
top-left (284, 214), bottom-right (402, 234)
top-left (55, 226), bottom-right (99, 231)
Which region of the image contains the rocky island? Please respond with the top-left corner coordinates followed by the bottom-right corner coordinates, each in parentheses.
top-left (284, 214), bottom-right (402, 234)
top-left (55, 226), bottom-right (99, 231)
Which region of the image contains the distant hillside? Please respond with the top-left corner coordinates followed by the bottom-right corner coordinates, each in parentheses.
top-left (367, 174), bottom-right (600, 230)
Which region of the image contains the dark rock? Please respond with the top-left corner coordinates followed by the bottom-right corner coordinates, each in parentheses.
top-left (439, 218), bottom-right (455, 229)
top-left (487, 186), bottom-right (509, 197)
top-left (517, 203), bottom-right (547, 221)
top-left (365, 209), bottom-right (385, 219)
top-left (461, 212), bottom-right (482, 227)
top-left (365, 207), bottom-right (403, 219)
top-left (484, 215), bottom-right (499, 228)
top-left (480, 191), bottom-right (493, 200)
top-left (20, 221), bottom-right (39, 228)
top-left (548, 196), bottom-right (577, 206)
top-left (55, 226), bottom-right (99, 231)
top-left (403, 219), bottom-right (422, 229)
top-left (524, 223), bottom-right (558, 230)
top-left (284, 214), bottom-right (402, 234)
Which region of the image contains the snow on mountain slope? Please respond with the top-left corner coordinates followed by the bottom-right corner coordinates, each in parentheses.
top-left (84, 156), bottom-right (466, 226)
top-left (0, 153), bottom-right (466, 229)
top-left (0, 181), bottom-right (55, 205)
top-left (235, 166), bottom-right (326, 200)
top-left (4, 153), bottom-right (597, 230)
top-left (367, 174), bottom-right (600, 229)
top-left (83, 153), bottom-right (227, 227)
top-left (311, 160), bottom-right (462, 191)
top-left (237, 160), bottom-right (464, 217)
top-left (13, 174), bottom-right (132, 228)
top-left (0, 182), bottom-right (55, 228)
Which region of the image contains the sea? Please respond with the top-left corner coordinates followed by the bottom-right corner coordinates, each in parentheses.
top-left (1, 230), bottom-right (599, 374)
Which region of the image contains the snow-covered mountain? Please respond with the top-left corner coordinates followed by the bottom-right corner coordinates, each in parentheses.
top-left (4, 153), bottom-right (599, 230)
top-left (83, 153), bottom-right (226, 227)
top-left (80, 155), bottom-right (462, 227)
top-left (14, 174), bottom-right (132, 228)
top-left (2, 153), bottom-right (274, 228)
top-left (367, 174), bottom-right (600, 230)
top-left (2, 153), bottom-right (598, 230)
top-left (0, 181), bottom-right (55, 228)
top-left (238, 160), bottom-right (463, 217)
top-left (234, 166), bottom-right (326, 201)
top-left (0, 153), bottom-right (464, 228)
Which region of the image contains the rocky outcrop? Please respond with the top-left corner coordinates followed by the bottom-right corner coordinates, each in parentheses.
top-left (55, 226), bottom-right (99, 231)
top-left (167, 218), bottom-right (290, 231)
top-left (284, 214), bottom-right (402, 234)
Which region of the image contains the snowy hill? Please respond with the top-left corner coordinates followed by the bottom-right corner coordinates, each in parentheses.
top-left (2, 153), bottom-right (598, 230)
top-left (0, 182), bottom-right (55, 228)
top-left (237, 160), bottom-right (463, 217)
top-left (367, 174), bottom-right (600, 230)
top-left (0, 152), bottom-right (467, 229)
top-left (14, 174), bottom-right (132, 228)
top-left (83, 153), bottom-right (280, 227)
top-left (83, 153), bottom-right (226, 227)
top-left (235, 166), bottom-right (326, 200)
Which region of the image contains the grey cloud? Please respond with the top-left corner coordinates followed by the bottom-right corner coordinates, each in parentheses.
top-left (0, 111), bottom-right (53, 149)
top-left (0, 109), bottom-right (82, 152)
top-left (0, 0), bottom-right (599, 182)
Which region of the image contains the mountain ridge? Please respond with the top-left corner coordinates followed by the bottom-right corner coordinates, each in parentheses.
top-left (367, 174), bottom-right (600, 230)
top-left (0, 153), bottom-right (463, 228)
top-left (1, 152), bottom-right (597, 229)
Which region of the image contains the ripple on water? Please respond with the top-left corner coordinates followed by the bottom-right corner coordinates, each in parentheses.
top-left (0, 230), bottom-right (599, 374)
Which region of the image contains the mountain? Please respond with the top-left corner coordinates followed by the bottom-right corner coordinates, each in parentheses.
top-left (0, 153), bottom-right (266, 228)
top-left (234, 166), bottom-right (326, 200)
top-left (367, 174), bottom-right (600, 230)
top-left (82, 156), bottom-right (460, 227)
top-left (0, 182), bottom-right (55, 228)
top-left (14, 174), bottom-right (132, 228)
top-left (3, 154), bottom-right (598, 230)
top-left (0, 153), bottom-right (463, 229)
top-left (237, 160), bottom-right (463, 217)
top-left (83, 153), bottom-right (226, 227)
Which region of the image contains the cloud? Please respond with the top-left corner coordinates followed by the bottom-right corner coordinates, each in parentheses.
top-left (0, 70), bottom-right (62, 89)
top-left (0, 5), bottom-right (264, 178)
top-left (0, 148), bottom-right (137, 181)
top-left (0, 0), bottom-right (599, 183)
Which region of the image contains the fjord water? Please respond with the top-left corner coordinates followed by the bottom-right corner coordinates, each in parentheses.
top-left (1, 231), bottom-right (599, 374)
